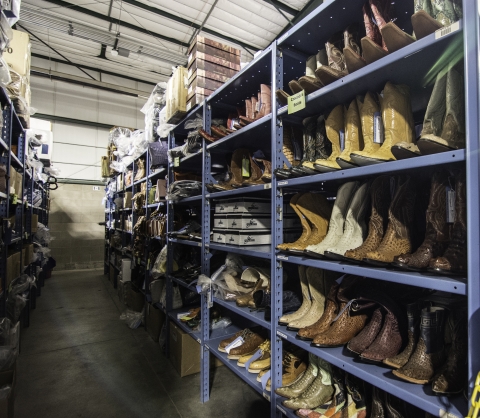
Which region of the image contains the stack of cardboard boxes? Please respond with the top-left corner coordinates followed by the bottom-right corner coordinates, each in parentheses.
top-left (165, 36), bottom-right (241, 123)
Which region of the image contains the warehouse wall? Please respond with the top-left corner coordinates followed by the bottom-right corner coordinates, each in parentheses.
top-left (49, 183), bottom-right (105, 270)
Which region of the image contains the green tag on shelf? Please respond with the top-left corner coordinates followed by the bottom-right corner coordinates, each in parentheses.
top-left (288, 90), bottom-right (306, 114)
top-left (242, 156), bottom-right (250, 178)
top-left (174, 157), bottom-right (180, 167)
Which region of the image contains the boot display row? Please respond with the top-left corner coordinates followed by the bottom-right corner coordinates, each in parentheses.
top-left (276, 0), bottom-right (463, 105)
top-left (279, 170), bottom-right (467, 277)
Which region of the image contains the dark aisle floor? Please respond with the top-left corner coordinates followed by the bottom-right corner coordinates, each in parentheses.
top-left (15, 269), bottom-right (271, 418)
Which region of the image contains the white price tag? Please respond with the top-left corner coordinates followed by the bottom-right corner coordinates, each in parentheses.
top-left (277, 255), bottom-right (288, 261)
top-left (446, 186), bottom-right (456, 223)
top-left (278, 180), bottom-right (288, 186)
top-left (264, 183), bottom-right (271, 189)
top-left (276, 331), bottom-right (287, 339)
top-left (435, 21), bottom-right (460, 39)
top-left (225, 336), bottom-right (244, 353)
top-left (373, 112), bottom-right (384, 144)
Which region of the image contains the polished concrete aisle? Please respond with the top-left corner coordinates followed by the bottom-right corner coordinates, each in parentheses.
top-left (15, 269), bottom-right (270, 418)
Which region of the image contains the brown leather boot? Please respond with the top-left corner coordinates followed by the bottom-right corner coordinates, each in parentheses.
top-left (344, 175), bottom-right (391, 262)
top-left (393, 306), bottom-right (446, 384)
top-left (347, 307), bottom-right (384, 355)
top-left (393, 170), bottom-right (451, 271)
top-left (364, 176), bottom-right (416, 265)
top-left (315, 32), bottom-right (348, 86)
top-left (429, 171), bottom-right (467, 276)
top-left (384, 301), bottom-right (422, 368)
top-left (361, 0), bottom-right (391, 64)
top-left (343, 23), bottom-right (366, 73)
top-left (211, 148), bottom-right (250, 191)
top-left (370, 386), bottom-right (386, 417)
top-left (277, 193), bottom-right (310, 251)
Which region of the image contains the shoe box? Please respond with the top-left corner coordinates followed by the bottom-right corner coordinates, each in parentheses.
top-left (168, 320), bottom-right (223, 377)
top-left (145, 302), bottom-right (165, 342)
top-left (166, 66), bottom-right (188, 124)
top-left (224, 228), bottom-right (301, 246)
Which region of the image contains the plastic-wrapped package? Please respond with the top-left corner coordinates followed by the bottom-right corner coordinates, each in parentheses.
top-left (130, 130), bottom-right (148, 159)
top-left (156, 124), bottom-right (175, 139)
top-left (159, 285), bottom-right (182, 309)
top-left (184, 115), bottom-right (203, 130)
top-left (6, 294), bottom-right (27, 324)
top-left (151, 245), bottom-right (168, 279)
top-left (120, 309), bottom-right (143, 329)
top-left (0, 56), bottom-right (10, 88)
top-left (166, 180), bottom-right (202, 202)
top-left (211, 317), bottom-right (232, 330)
top-left (34, 223), bottom-right (52, 245)
top-left (149, 278), bottom-right (165, 304)
top-left (109, 127), bottom-right (131, 145)
top-left (44, 166), bottom-right (60, 177)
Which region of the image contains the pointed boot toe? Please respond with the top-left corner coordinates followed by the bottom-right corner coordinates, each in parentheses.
top-left (411, 10), bottom-right (443, 40)
top-left (298, 76), bottom-right (323, 95)
top-left (361, 37), bottom-right (388, 64)
top-left (347, 307), bottom-right (383, 355)
top-left (380, 22), bottom-right (416, 53)
top-left (288, 80), bottom-right (303, 95)
top-left (276, 90), bottom-right (290, 106)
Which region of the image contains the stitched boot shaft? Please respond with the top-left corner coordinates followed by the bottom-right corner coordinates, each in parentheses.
top-left (432, 310), bottom-right (468, 395)
top-left (275, 352), bottom-right (319, 398)
top-left (356, 92), bottom-right (381, 155)
top-left (294, 118), bottom-right (318, 176)
top-left (365, 176), bottom-right (416, 263)
top-left (343, 23), bottom-right (366, 73)
top-left (260, 84), bottom-right (271, 115)
top-left (429, 0), bottom-right (463, 26)
top-left (419, 71), bottom-right (448, 140)
top-left (314, 105), bottom-right (345, 168)
top-left (440, 67), bottom-right (465, 149)
top-left (306, 181), bottom-right (360, 256)
top-left (345, 175), bottom-right (391, 261)
top-left (297, 283), bottom-right (340, 340)
top-left (412, 0), bottom-right (443, 39)
top-left (370, 386), bottom-right (386, 418)
top-left (277, 193), bottom-right (311, 251)
top-left (287, 268), bottom-right (331, 330)
top-left (345, 373), bottom-right (368, 418)
top-left (337, 99), bottom-right (364, 166)
top-left (393, 306), bottom-right (446, 384)
top-left (325, 181), bottom-right (370, 257)
top-left (394, 171), bottom-right (451, 269)
top-left (361, 0), bottom-right (390, 65)
top-left (303, 115), bottom-right (331, 172)
top-left (384, 392), bottom-right (405, 418)
top-left (315, 32), bottom-right (348, 87)
top-left (384, 301), bottom-right (422, 368)
top-left (279, 265), bottom-right (312, 325)
top-left (347, 307), bottom-right (384, 354)
top-left (429, 171), bottom-right (467, 273)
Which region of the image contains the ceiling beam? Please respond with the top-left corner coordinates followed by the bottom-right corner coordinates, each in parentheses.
top-left (262, 0), bottom-right (298, 16)
top-left (120, 0), bottom-right (261, 52)
top-left (39, 0), bottom-right (190, 48)
top-left (31, 53), bottom-right (159, 85)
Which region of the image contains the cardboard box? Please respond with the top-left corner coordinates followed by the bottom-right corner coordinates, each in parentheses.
top-left (188, 53), bottom-right (241, 73)
top-left (145, 303), bottom-right (165, 342)
top-left (212, 229), bottom-right (227, 244)
top-left (188, 41), bottom-right (241, 67)
top-left (188, 35), bottom-right (241, 58)
top-left (22, 244), bottom-right (33, 266)
top-left (4, 29), bottom-right (30, 79)
top-left (7, 252), bottom-right (20, 288)
top-left (225, 229), bottom-right (301, 246)
top-left (0, 367), bottom-right (15, 418)
top-left (13, 171), bottom-right (22, 196)
top-left (227, 214), bottom-right (271, 230)
top-left (7, 167), bottom-right (14, 195)
top-left (213, 215), bottom-right (228, 229)
top-left (188, 68), bottom-right (232, 86)
top-left (186, 93), bottom-right (207, 112)
top-left (31, 214), bottom-right (38, 232)
top-left (118, 279), bottom-right (131, 305)
top-left (166, 66), bottom-right (188, 124)
top-left (168, 321), bottom-right (223, 377)
top-left (123, 192), bottom-right (132, 208)
top-left (188, 76), bottom-right (223, 94)
top-left (231, 197), bottom-right (270, 214)
top-left (187, 60), bottom-right (238, 81)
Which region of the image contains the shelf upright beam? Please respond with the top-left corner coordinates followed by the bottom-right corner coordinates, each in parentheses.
top-left (463, 0), bottom-right (480, 399)
top-left (201, 102), bottom-right (212, 403)
top-left (270, 42), bottom-right (283, 418)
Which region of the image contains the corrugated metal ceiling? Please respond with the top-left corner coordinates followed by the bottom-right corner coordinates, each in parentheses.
top-left (20, 0), bottom-right (314, 85)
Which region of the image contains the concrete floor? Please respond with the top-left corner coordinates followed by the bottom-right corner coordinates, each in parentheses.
top-left (15, 269), bottom-right (270, 418)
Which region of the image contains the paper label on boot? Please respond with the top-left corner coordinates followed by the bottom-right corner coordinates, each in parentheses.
top-left (339, 130), bottom-right (345, 151)
top-left (435, 21), bottom-right (460, 39)
top-left (373, 112), bottom-right (384, 144)
top-left (446, 187), bottom-right (456, 223)
top-left (225, 336), bottom-right (244, 353)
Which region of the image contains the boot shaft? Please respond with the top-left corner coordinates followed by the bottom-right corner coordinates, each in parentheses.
top-left (342, 99), bottom-right (364, 155)
top-left (325, 31), bottom-right (346, 72)
top-left (421, 69), bottom-right (447, 138)
top-left (325, 105), bottom-right (346, 156)
top-left (314, 115), bottom-right (331, 160)
top-left (369, 175), bottom-right (391, 236)
top-left (388, 176), bottom-right (416, 240)
top-left (440, 67), bottom-right (465, 149)
top-left (302, 117), bottom-right (317, 162)
top-left (342, 181), bottom-right (370, 235)
top-left (406, 301), bottom-right (422, 334)
top-left (329, 181), bottom-right (360, 231)
top-left (420, 306), bottom-right (446, 354)
top-left (357, 92), bottom-right (381, 154)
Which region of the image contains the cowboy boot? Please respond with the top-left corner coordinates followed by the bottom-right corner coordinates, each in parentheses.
top-left (291, 117), bottom-right (318, 177)
top-left (412, 0), bottom-right (462, 40)
top-left (384, 301), bottom-right (422, 368)
top-left (240, 152), bottom-right (265, 187)
top-left (430, 171), bottom-right (467, 275)
top-left (282, 193), bottom-right (332, 254)
top-left (211, 148), bottom-right (249, 190)
top-left (380, 22), bottom-right (415, 54)
top-left (418, 67), bottom-right (465, 154)
top-left (370, 386), bottom-right (386, 418)
top-left (364, 176), bottom-right (416, 265)
top-left (344, 373), bottom-right (368, 418)
top-left (315, 32), bottom-right (348, 86)
top-left (349, 92), bottom-right (381, 166)
top-left (305, 181), bottom-right (359, 258)
top-left (393, 170), bottom-right (451, 270)
top-left (236, 277), bottom-right (269, 308)
top-left (361, 0), bottom-right (391, 64)
top-left (336, 99), bottom-right (364, 169)
top-left (301, 115), bottom-right (331, 174)
top-left (384, 392), bottom-right (406, 418)
top-left (344, 23), bottom-right (366, 73)
top-left (279, 265), bottom-right (311, 326)
top-left (275, 126), bottom-right (304, 179)
top-left (350, 83), bottom-right (415, 164)
top-left (296, 282), bottom-right (340, 341)
top-left (283, 357), bottom-right (334, 410)
top-left (298, 53), bottom-right (325, 95)
top-left (347, 307), bottom-right (384, 355)
top-left (277, 193), bottom-right (310, 251)
top-left (287, 268), bottom-right (333, 331)
top-left (275, 352), bottom-right (319, 398)
top-left (432, 309), bottom-right (468, 395)
top-left (314, 105), bottom-right (345, 172)
top-left (344, 175), bottom-right (391, 262)
top-left (324, 181), bottom-right (370, 260)
top-left (393, 306), bottom-right (446, 384)
top-left (260, 84), bottom-right (271, 115)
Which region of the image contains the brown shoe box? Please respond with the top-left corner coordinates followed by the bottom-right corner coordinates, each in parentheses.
top-left (168, 321), bottom-right (223, 377)
top-left (226, 228), bottom-right (302, 246)
top-left (188, 35), bottom-right (241, 58)
top-left (187, 86), bottom-right (215, 102)
top-left (186, 93), bottom-right (207, 112)
top-left (0, 365), bottom-right (16, 418)
top-left (188, 76), bottom-right (223, 96)
top-left (188, 53), bottom-right (241, 72)
top-left (188, 68), bottom-right (232, 86)
top-left (187, 59), bottom-right (238, 82)
top-left (145, 302), bottom-right (165, 342)
top-left (188, 42), bottom-right (240, 67)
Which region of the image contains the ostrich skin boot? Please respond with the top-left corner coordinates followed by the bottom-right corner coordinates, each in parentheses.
top-left (296, 282), bottom-right (340, 341)
top-left (384, 301), bottom-right (421, 368)
top-left (350, 82), bottom-right (414, 164)
top-left (393, 170), bottom-right (451, 270)
top-left (324, 181), bottom-right (370, 260)
top-left (364, 176), bottom-right (416, 265)
top-left (347, 307), bottom-right (384, 355)
top-left (370, 386), bottom-right (386, 418)
top-left (277, 193), bottom-right (310, 251)
top-left (344, 175), bottom-right (390, 261)
top-left (283, 358), bottom-right (334, 410)
top-left (286, 193), bottom-right (332, 253)
top-left (361, 0), bottom-right (391, 64)
top-left (279, 265), bottom-right (311, 326)
top-left (305, 181), bottom-right (359, 257)
top-left (429, 171), bottom-right (467, 275)
top-left (393, 306), bottom-right (446, 384)
top-left (287, 268), bottom-right (330, 331)
top-left (418, 67), bottom-right (465, 154)
top-left (337, 99), bottom-right (364, 169)
top-left (432, 310), bottom-right (468, 395)
top-left (314, 105), bottom-right (345, 172)
top-left (275, 352), bottom-right (319, 398)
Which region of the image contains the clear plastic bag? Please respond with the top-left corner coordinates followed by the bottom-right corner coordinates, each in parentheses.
top-left (0, 56), bottom-right (10, 88)
top-left (211, 317), bottom-right (232, 330)
top-left (156, 124), bottom-right (175, 138)
top-left (151, 245), bottom-right (168, 279)
top-left (120, 309), bottom-right (143, 329)
top-left (184, 115), bottom-right (203, 130)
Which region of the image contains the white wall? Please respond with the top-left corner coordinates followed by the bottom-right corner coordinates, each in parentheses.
top-left (30, 56), bottom-right (157, 181)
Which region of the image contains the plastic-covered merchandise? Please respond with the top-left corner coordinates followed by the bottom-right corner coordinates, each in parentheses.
top-left (119, 309), bottom-right (143, 329)
top-left (160, 284), bottom-right (182, 309)
top-left (0, 55), bottom-right (10, 88)
top-left (109, 127), bottom-right (132, 145)
top-left (34, 223), bottom-right (52, 245)
top-left (151, 245), bottom-right (168, 279)
top-left (156, 124), bottom-right (175, 139)
top-left (141, 82), bottom-right (167, 142)
top-left (211, 317), bottom-right (232, 330)
top-left (184, 114), bottom-right (203, 130)
top-left (149, 278), bottom-right (165, 304)
top-left (44, 166), bottom-right (60, 177)
top-left (167, 180), bottom-right (202, 202)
